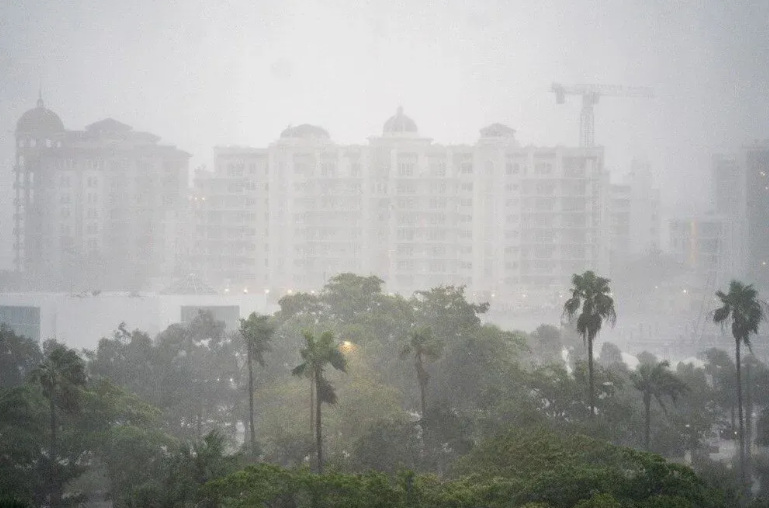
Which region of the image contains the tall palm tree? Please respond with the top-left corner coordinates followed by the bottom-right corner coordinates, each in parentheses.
top-left (630, 360), bottom-right (688, 450)
top-left (563, 270), bottom-right (617, 417)
top-left (713, 280), bottom-right (766, 485)
top-left (400, 327), bottom-right (443, 418)
top-left (291, 331), bottom-right (347, 472)
top-left (238, 312), bottom-right (274, 455)
top-left (29, 342), bottom-right (87, 508)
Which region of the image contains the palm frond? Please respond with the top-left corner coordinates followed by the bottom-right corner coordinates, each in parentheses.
top-left (328, 348), bottom-right (347, 373)
top-left (316, 376), bottom-right (338, 405)
top-left (291, 362), bottom-right (308, 378)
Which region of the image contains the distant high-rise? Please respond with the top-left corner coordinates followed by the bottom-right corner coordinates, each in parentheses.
top-left (13, 96), bottom-right (190, 290)
top-left (607, 157), bottom-right (661, 274)
top-left (711, 143), bottom-right (769, 288)
top-left (190, 108), bottom-right (609, 306)
top-left (743, 142), bottom-right (769, 288)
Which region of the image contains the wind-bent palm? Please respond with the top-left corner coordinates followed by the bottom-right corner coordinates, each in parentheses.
top-left (630, 360), bottom-right (688, 450)
top-left (400, 327), bottom-right (443, 418)
top-left (239, 312), bottom-right (274, 455)
top-left (30, 342), bottom-right (87, 508)
top-left (291, 330), bottom-right (347, 473)
top-left (562, 270), bottom-right (616, 417)
top-left (713, 280), bottom-right (766, 485)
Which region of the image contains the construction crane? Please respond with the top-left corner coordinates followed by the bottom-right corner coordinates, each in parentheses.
top-left (551, 83), bottom-right (655, 147)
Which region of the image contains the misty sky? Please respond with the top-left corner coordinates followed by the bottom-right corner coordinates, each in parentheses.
top-left (1, 0), bottom-right (768, 267)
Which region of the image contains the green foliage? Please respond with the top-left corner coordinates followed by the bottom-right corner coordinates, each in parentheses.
top-left (0, 325), bottom-right (42, 389)
top-left (530, 324), bottom-right (563, 365)
top-left (453, 429), bottom-right (720, 508)
top-left (6, 275), bottom-right (769, 506)
top-left (631, 360), bottom-right (689, 450)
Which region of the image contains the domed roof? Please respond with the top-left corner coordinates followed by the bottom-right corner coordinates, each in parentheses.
top-left (480, 123), bottom-right (516, 138)
top-left (280, 124), bottom-right (330, 139)
top-left (16, 96), bottom-right (64, 135)
top-left (383, 106), bottom-right (418, 135)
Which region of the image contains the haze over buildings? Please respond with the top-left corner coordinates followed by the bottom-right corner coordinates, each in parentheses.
top-left (1, 1), bottom-right (768, 353)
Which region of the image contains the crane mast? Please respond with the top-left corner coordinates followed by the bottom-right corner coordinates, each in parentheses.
top-left (551, 83), bottom-right (654, 147)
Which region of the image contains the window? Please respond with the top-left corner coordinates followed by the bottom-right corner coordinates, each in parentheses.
top-left (86, 223), bottom-right (99, 234)
top-left (429, 160), bottom-right (447, 177)
top-left (86, 209), bottom-right (99, 219)
top-left (60, 194), bottom-right (71, 204)
top-left (87, 176), bottom-right (98, 188)
top-left (397, 228), bottom-right (415, 240)
top-left (60, 176), bottom-right (71, 188)
top-left (228, 163), bottom-right (245, 177)
top-left (534, 163), bottom-right (553, 175)
top-left (459, 162), bottom-right (473, 175)
top-left (398, 162), bottom-right (414, 177)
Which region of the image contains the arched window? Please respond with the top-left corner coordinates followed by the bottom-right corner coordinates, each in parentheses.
top-left (45, 139), bottom-right (52, 148)
top-left (18, 155), bottom-right (25, 167)
top-left (30, 139), bottom-right (36, 148)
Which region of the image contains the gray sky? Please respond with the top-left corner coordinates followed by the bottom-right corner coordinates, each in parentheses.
top-left (1, 0), bottom-right (768, 267)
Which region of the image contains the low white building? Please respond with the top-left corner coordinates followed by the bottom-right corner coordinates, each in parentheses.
top-left (0, 276), bottom-right (273, 349)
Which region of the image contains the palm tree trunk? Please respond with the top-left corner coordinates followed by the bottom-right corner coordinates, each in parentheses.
top-left (247, 348), bottom-right (256, 454)
top-left (49, 380), bottom-right (59, 508)
top-left (736, 340), bottom-right (746, 487)
top-left (588, 336), bottom-right (595, 418)
top-left (314, 370), bottom-right (323, 473)
top-left (643, 393), bottom-right (651, 451)
top-left (310, 378), bottom-right (315, 436)
top-left (746, 360), bottom-right (753, 462)
top-left (416, 354), bottom-right (426, 418)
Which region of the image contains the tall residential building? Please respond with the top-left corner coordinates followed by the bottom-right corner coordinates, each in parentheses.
top-left (191, 108), bottom-right (608, 305)
top-left (13, 96), bottom-right (190, 290)
top-left (608, 158), bottom-right (661, 273)
top-left (712, 143), bottom-right (769, 287)
top-left (668, 214), bottom-right (725, 275)
top-left (742, 142), bottom-right (769, 288)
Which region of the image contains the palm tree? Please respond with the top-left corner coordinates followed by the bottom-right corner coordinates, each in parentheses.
top-left (563, 270), bottom-right (617, 417)
top-left (713, 280), bottom-right (766, 485)
top-left (29, 342), bottom-right (87, 508)
top-left (630, 360), bottom-right (688, 450)
top-left (291, 331), bottom-right (347, 472)
top-left (238, 312), bottom-right (274, 455)
top-left (400, 327), bottom-right (443, 418)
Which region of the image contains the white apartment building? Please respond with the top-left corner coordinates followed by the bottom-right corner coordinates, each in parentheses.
top-left (13, 96), bottom-right (190, 291)
top-left (191, 108), bottom-right (608, 306)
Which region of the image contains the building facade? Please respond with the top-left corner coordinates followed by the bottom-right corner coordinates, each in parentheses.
top-left (191, 108), bottom-right (608, 306)
top-left (607, 158), bottom-right (661, 275)
top-left (13, 97), bottom-right (190, 291)
top-left (668, 214), bottom-right (725, 276)
top-left (710, 143), bottom-right (769, 289)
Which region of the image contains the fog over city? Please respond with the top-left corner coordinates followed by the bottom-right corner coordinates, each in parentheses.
top-left (2, 2), bottom-right (769, 507)
top-left (2, 1), bottom-right (769, 224)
